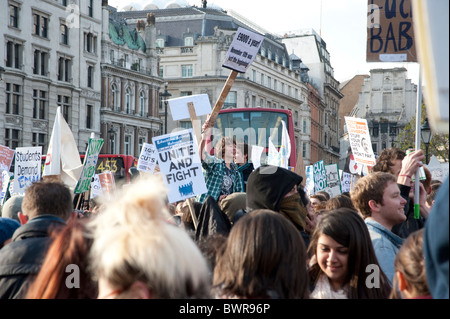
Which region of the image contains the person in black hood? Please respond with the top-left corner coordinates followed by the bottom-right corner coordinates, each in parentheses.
top-left (245, 165), bottom-right (312, 246)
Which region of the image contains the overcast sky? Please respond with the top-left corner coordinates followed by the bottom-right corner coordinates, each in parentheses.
top-left (108, 0), bottom-right (420, 85)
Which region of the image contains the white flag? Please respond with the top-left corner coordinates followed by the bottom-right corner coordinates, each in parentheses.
top-left (43, 107), bottom-right (83, 190)
top-left (280, 120), bottom-right (291, 169)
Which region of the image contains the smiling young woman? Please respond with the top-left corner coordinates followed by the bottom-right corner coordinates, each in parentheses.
top-left (307, 208), bottom-right (391, 299)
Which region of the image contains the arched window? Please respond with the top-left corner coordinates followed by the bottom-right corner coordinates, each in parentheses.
top-left (139, 91), bottom-right (145, 116)
top-left (111, 84), bottom-right (118, 110)
top-left (125, 88), bottom-right (131, 114)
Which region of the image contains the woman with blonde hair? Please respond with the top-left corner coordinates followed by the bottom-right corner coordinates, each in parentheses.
top-left (88, 175), bottom-right (211, 299)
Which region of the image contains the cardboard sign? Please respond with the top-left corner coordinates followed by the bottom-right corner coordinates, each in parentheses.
top-left (13, 147), bottom-right (42, 195)
top-left (0, 145), bottom-right (15, 172)
top-left (313, 160), bottom-right (327, 193)
top-left (367, 0), bottom-right (417, 62)
top-left (137, 143), bottom-right (158, 174)
top-left (98, 171), bottom-right (115, 198)
top-left (152, 129), bottom-right (207, 203)
top-left (345, 117), bottom-right (376, 166)
top-left (0, 171), bottom-right (11, 205)
top-left (90, 174), bottom-right (103, 199)
top-left (341, 171), bottom-right (353, 193)
top-left (168, 94), bottom-right (212, 121)
top-left (222, 27), bottom-right (264, 73)
top-left (324, 164), bottom-right (342, 198)
top-left (74, 138), bottom-right (104, 194)
top-left (305, 165), bottom-right (315, 196)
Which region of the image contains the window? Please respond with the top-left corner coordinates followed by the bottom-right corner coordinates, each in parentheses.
top-left (32, 133), bottom-right (46, 148)
top-left (111, 84), bottom-right (118, 110)
top-left (180, 121), bottom-right (192, 129)
top-left (382, 93), bottom-right (392, 112)
top-left (372, 143), bottom-right (378, 154)
top-left (110, 134), bottom-right (116, 153)
top-left (267, 76), bottom-right (271, 89)
top-left (372, 126), bottom-right (379, 137)
top-left (252, 70), bottom-right (256, 82)
top-left (181, 65), bottom-right (193, 78)
top-left (58, 57), bottom-right (71, 82)
top-left (33, 13), bottom-right (48, 38)
top-left (33, 90), bottom-right (47, 119)
top-left (159, 66), bottom-right (164, 78)
top-left (5, 129), bottom-right (20, 149)
top-left (125, 88), bottom-right (131, 114)
top-left (139, 91), bottom-right (145, 116)
top-left (87, 66), bottom-right (93, 88)
top-left (58, 95), bottom-right (71, 123)
top-left (181, 91), bottom-right (192, 96)
top-left (85, 33), bottom-right (97, 53)
top-left (224, 91), bottom-right (237, 108)
top-left (184, 37), bottom-right (193, 46)
top-left (303, 143), bottom-right (307, 158)
top-left (33, 49), bottom-right (48, 76)
top-left (274, 79), bottom-right (277, 91)
top-left (60, 24), bottom-right (68, 45)
top-left (261, 74), bottom-right (264, 86)
top-left (86, 104), bottom-right (93, 129)
top-left (155, 38), bottom-right (165, 48)
top-left (110, 50), bottom-right (114, 63)
top-left (61, 0), bottom-right (67, 6)
top-left (124, 136), bottom-right (131, 155)
top-left (88, 0), bottom-right (93, 17)
top-left (6, 83), bottom-right (21, 115)
top-left (138, 138), bottom-right (145, 153)
top-left (9, 4), bottom-right (19, 28)
top-left (6, 40), bottom-right (22, 69)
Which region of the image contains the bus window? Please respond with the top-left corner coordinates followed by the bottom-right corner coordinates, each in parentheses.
top-left (214, 108), bottom-right (296, 167)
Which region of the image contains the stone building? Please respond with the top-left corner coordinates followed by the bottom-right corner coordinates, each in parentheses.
top-left (1, 0), bottom-right (103, 153)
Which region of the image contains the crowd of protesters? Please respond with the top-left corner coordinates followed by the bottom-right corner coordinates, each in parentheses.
top-left (0, 145), bottom-right (448, 300)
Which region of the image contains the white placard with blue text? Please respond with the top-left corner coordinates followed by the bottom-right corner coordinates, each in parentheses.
top-left (152, 129), bottom-right (207, 203)
top-left (13, 147), bottom-right (42, 195)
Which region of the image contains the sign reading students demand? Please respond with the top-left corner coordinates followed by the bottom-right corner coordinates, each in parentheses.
top-left (367, 0), bottom-right (417, 62)
top-left (222, 27), bottom-right (264, 73)
top-left (152, 129), bottom-right (207, 203)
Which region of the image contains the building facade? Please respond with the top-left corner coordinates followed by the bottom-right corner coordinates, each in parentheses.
top-left (116, 5), bottom-right (312, 165)
top-left (1, 0), bottom-right (103, 153)
top-left (282, 29), bottom-right (343, 165)
top-left (348, 68), bottom-right (417, 156)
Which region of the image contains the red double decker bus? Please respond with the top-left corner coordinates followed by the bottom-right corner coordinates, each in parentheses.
top-left (213, 107), bottom-right (297, 168)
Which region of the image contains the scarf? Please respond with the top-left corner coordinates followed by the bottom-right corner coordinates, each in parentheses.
top-left (278, 193), bottom-right (307, 230)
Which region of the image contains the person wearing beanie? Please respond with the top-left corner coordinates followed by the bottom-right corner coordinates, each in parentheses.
top-left (1, 195), bottom-right (23, 223)
top-left (0, 217), bottom-right (21, 249)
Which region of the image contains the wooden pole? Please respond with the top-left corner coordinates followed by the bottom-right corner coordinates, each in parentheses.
top-left (208, 70), bottom-right (239, 126)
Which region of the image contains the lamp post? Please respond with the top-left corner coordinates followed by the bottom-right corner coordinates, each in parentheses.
top-left (160, 82), bottom-right (171, 134)
top-left (108, 127), bottom-right (116, 154)
top-left (420, 117), bottom-right (432, 164)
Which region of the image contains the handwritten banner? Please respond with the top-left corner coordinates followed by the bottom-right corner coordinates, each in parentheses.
top-left (13, 147), bottom-right (42, 195)
top-left (137, 143), bottom-right (158, 174)
top-left (222, 27), bottom-right (264, 73)
top-left (313, 160), bottom-right (327, 193)
top-left (74, 138), bottom-right (104, 194)
top-left (345, 117), bottom-right (376, 166)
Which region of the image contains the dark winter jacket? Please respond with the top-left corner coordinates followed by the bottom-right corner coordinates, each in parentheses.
top-left (0, 215), bottom-right (66, 299)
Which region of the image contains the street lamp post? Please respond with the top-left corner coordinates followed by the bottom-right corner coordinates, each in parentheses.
top-left (420, 117), bottom-right (432, 164)
top-left (160, 82), bottom-right (172, 134)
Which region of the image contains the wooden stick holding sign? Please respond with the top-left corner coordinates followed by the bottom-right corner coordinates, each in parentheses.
top-left (206, 70), bottom-right (238, 127)
top-left (186, 102), bottom-right (201, 230)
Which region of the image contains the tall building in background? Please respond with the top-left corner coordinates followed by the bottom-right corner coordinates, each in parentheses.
top-left (282, 29), bottom-right (343, 165)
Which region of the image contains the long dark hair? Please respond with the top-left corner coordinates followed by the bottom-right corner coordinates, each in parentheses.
top-left (213, 209), bottom-right (310, 299)
top-left (308, 208), bottom-right (391, 299)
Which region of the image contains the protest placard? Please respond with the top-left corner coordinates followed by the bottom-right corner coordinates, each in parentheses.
top-left (98, 171), bottom-right (115, 198)
top-left (168, 94), bottom-right (212, 121)
top-left (222, 27), bottom-right (264, 73)
top-left (74, 138), bottom-right (104, 194)
top-left (152, 129), bottom-right (207, 203)
top-left (345, 117), bottom-right (376, 166)
top-left (367, 0), bottom-right (417, 62)
top-left (341, 171), bottom-right (353, 193)
top-left (90, 174), bottom-right (103, 199)
top-left (0, 171), bottom-right (11, 205)
top-left (313, 160), bottom-right (327, 193)
top-left (0, 145), bottom-right (15, 172)
top-left (137, 143), bottom-right (158, 174)
top-left (305, 165), bottom-right (315, 196)
top-left (13, 147), bottom-right (42, 195)
top-left (324, 164), bottom-right (342, 198)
